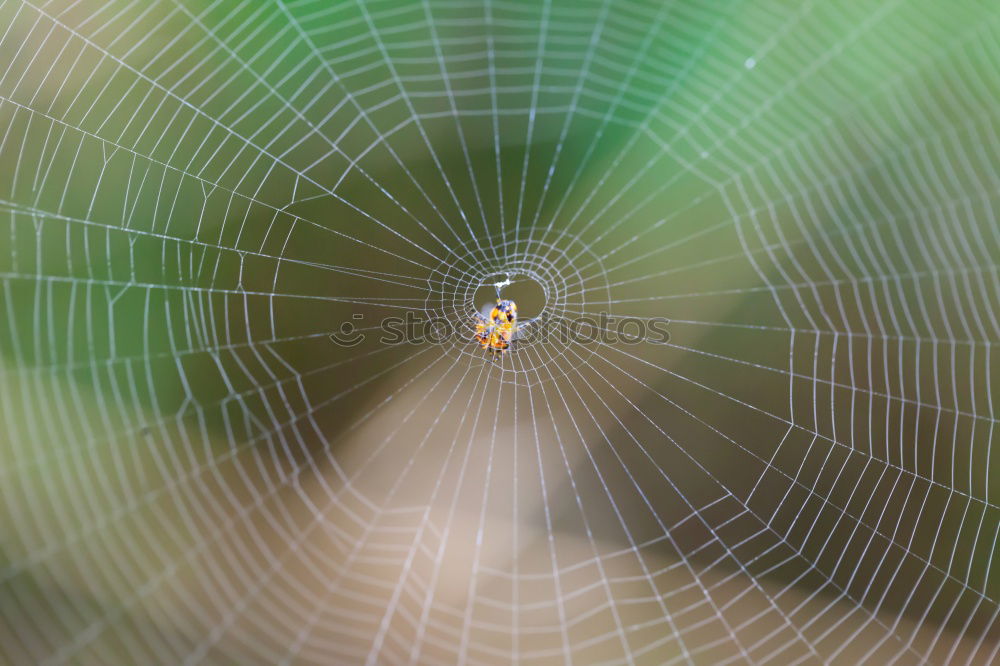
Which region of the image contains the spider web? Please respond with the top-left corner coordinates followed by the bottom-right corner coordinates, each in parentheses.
top-left (1, 0), bottom-right (998, 664)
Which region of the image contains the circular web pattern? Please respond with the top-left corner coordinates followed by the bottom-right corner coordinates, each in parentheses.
top-left (0, 1), bottom-right (998, 665)
top-left (423, 227), bottom-right (611, 385)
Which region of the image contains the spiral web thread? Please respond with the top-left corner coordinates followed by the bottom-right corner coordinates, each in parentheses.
top-left (0, 0), bottom-right (998, 664)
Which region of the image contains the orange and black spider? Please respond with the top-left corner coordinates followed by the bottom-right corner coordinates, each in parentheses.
top-left (474, 297), bottom-right (517, 359)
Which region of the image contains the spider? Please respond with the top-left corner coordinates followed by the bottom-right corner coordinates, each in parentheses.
top-left (471, 275), bottom-right (544, 362)
top-left (473, 277), bottom-right (519, 361)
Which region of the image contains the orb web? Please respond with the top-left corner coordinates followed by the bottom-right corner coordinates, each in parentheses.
top-left (0, 1), bottom-right (998, 665)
